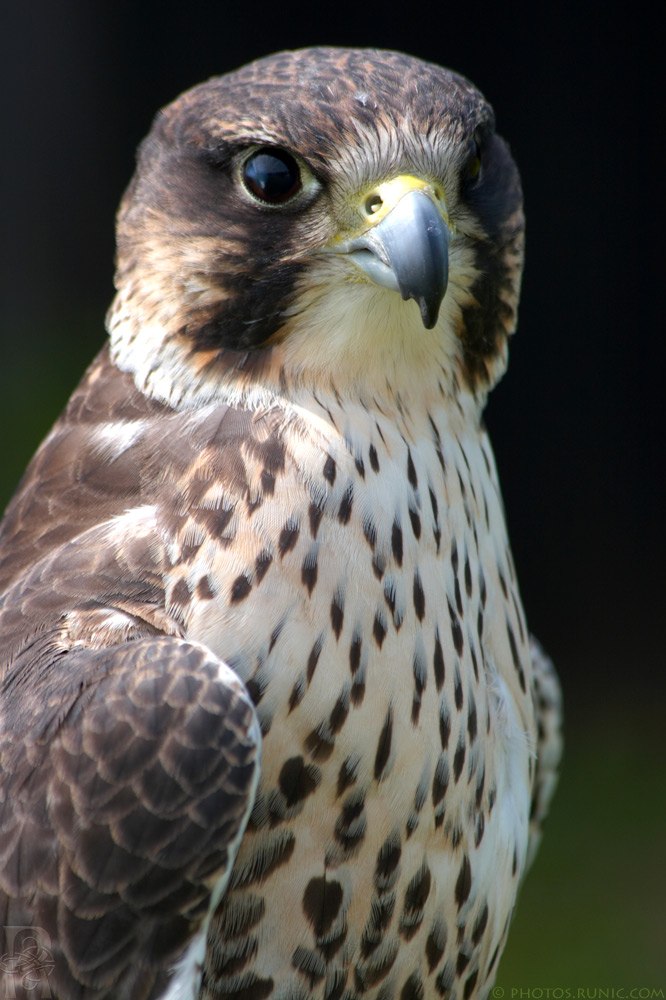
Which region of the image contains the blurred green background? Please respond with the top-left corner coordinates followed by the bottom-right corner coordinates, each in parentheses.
top-left (1, 0), bottom-right (664, 987)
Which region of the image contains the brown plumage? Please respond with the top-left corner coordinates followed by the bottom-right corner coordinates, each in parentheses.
top-left (0, 47), bottom-right (561, 1000)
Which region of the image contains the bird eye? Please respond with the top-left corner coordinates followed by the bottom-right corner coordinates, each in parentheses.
top-left (241, 148), bottom-right (302, 205)
top-left (462, 139), bottom-right (482, 185)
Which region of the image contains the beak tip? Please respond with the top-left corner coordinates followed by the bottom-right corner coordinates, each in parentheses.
top-left (418, 298), bottom-right (440, 330)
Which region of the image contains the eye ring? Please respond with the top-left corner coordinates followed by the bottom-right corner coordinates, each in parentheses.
top-left (241, 147), bottom-right (302, 206)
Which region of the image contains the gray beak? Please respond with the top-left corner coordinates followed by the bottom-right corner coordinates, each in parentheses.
top-left (343, 189), bottom-right (450, 330)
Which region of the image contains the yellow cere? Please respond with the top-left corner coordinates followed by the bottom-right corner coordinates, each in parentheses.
top-left (359, 174), bottom-right (449, 227)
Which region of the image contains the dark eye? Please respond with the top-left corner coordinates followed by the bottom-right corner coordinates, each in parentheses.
top-left (462, 139), bottom-right (482, 186)
top-left (241, 148), bottom-right (302, 205)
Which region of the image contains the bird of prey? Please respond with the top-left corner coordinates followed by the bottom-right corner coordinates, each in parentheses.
top-left (0, 47), bottom-right (562, 1000)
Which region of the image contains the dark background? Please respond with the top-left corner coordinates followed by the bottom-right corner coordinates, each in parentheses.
top-left (1, 0), bottom-right (664, 985)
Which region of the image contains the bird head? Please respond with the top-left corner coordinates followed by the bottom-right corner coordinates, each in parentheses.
top-left (108, 47), bottom-right (524, 411)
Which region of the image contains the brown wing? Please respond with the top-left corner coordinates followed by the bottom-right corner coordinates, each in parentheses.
top-left (0, 629), bottom-right (260, 1000)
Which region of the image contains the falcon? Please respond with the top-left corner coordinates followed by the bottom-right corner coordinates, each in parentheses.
top-left (0, 47), bottom-right (562, 1000)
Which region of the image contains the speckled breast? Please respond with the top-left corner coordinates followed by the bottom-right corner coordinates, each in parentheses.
top-left (177, 398), bottom-right (535, 1000)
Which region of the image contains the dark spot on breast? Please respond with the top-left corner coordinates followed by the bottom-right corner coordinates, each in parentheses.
top-left (470, 644), bottom-right (479, 682)
top-left (230, 831), bottom-right (295, 888)
top-left (439, 703), bottom-right (451, 750)
top-left (435, 962), bottom-right (455, 997)
top-left (399, 862), bottom-right (432, 939)
top-left (374, 706), bottom-right (393, 780)
top-left (400, 973), bottom-right (424, 1000)
top-left (307, 635), bottom-right (324, 683)
top-left (425, 919), bottom-right (447, 971)
top-left (375, 833), bottom-right (401, 891)
top-left (467, 703), bottom-right (477, 742)
top-left (373, 612), bottom-right (387, 649)
top-left (432, 755), bottom-right (449, 807)
top-left (323, 454), bottom-right (337, 484)
top-left (292, 945), bottom-right (326, 984)
top-left (338, 483), bottom-right (354, 524)
top-left (428, 486), bottom-right (439, 521)
top-left (475, 767), bottom-right (485, 809)
top-left (245, 675), bottom-right (265, 706)
top-left (391, 520), bottom-right (403, 566)
top-left (455, 855), bottom-right (472, 910)
top-left (474, 812), bottom-right (485, 847)
top-left (451, 538), bottom-right (459, 573)
top-left (337, 755), bottom-right (359, 797)
top-left (506, 619), bottom-right (526, 689)
top-left (335, 791), bottom-right (366, 851)
top-left (324, 970), bottom-right (348, 1000)
top-left (355, 938), bottom-right (399, 989)
top-left (412, 647), bottom-right (427, 725)
top-left (279, 756), bottom-right (321, 807)
top-left (302, 554), bottom-right (318, 595)
top-left (454, 577), bottom-right (463, 617)
top-left (331, 592), bottom-right (345, 640)
top-left (302, 876), bottom-right (344, 937)
top-left (309, 501), bottom-right (324, 539)
top-left (472, 903), bottom-right (488, 947)
top-left (408, 507), bottom-right (421, 539)
top-left (456, 950), bottom-right (470, 975)
top-left (454, 664), bottom-right (463, 711)
top-left (405, 863), bottom-right (431, 913)
top-left (268, 622), bottom-right (283, 653)
top-left (351, 678), bottom-right (366, 706)
top-left (453, 738), bottom-right (466, 782)
top-left (464, 556), bottom-right (472, 597)
top-left (247, 495), bottom-right (263, 516)
top-left (384, 579), bottom-right (396, 617)
top-left (361, 894), bottom-right (396, 957)
top-left (279, 520), bottom-right (299, 557)
top-left (329, 690), bottom-right (350, 734)
top-left (196, 575), bottom-right (214, 600)
top-left (369, 444), bottom-right (380, 472)
top-left (180, 540), bottom-right (202, 562)
top-left (216, 972), bottom-right (274, 1000)
top-left (456, 467), bottom-right (467, 501)
top-left (407, 449), bottom-right (418, 489)
top-left (433, 632), bottom-right (445, 691)
top-left (464, 970), bottom-right (478, 1000)
top-left (260, 468), bottom-right (276, 495)
top-left (288, 678), bottom-right (305, 712)
top-left (363, 516), bottom-right (377, 549)
top-left (217, 895), bottom-right (265, 940)
top-left (304, 726), bottom-right (335, 761)
top-left (171, 578), bottom-right (191, 608)
top-left (372, 553), bottom-right (386, 581)
top-left (230, 574), bottom-right (252, 603)
top-left (255, 550), bottom-right (272, 583)
top-left (413, 572), bottom-right (425, 622)
top-left (349, 634), bottom-right (362, 675)
top-left (448, 600), bottom-right (464, 656)
top-left (197, 503), bottom-right (234, 538)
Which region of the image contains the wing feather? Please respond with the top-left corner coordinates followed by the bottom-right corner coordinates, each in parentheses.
top-left (0, 633), bottom-right (260, 1000)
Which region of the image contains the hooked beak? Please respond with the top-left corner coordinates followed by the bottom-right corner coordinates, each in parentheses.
top-left (329, 176), bottom-right (450, 330)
